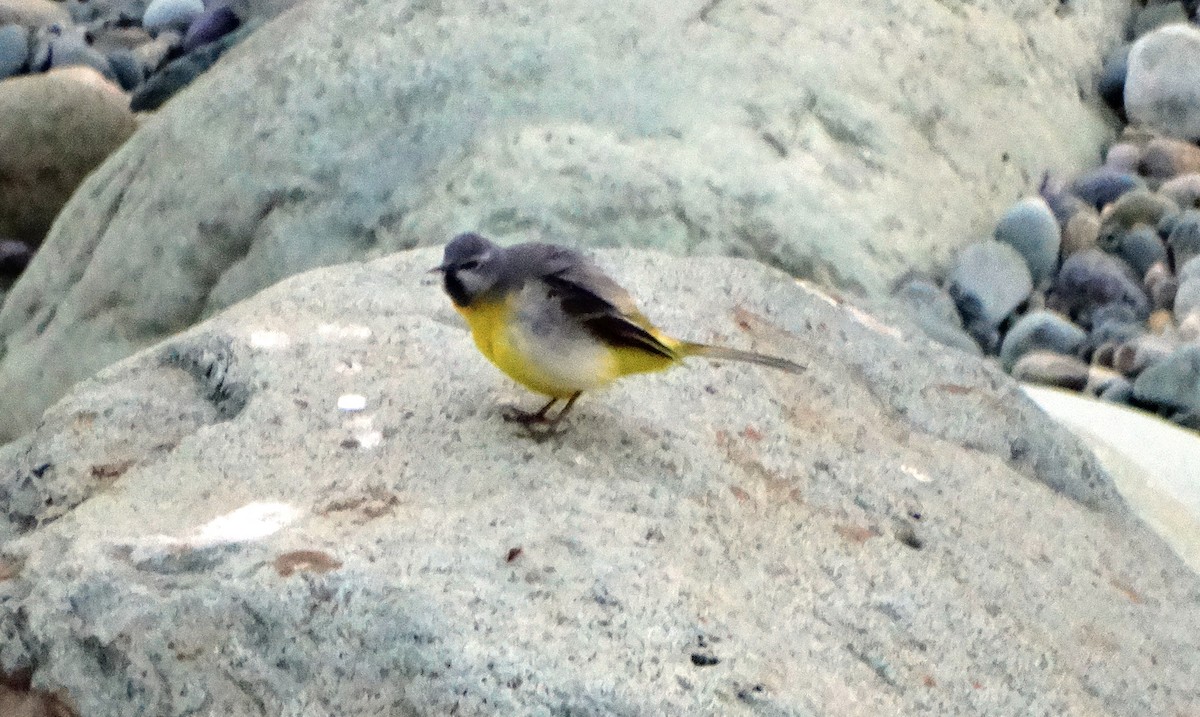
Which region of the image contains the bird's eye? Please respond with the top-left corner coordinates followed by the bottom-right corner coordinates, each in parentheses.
top-left (459, 259), bottom-right (480, 271)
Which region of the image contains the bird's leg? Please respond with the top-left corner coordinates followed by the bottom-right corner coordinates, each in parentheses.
top-left (545, 392), bottom-right (582, 428)
top-left (503, 397), bottom-right (559, 425)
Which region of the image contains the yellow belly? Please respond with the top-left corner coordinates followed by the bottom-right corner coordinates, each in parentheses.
top-left (456, 299), bottom-right (678, 398)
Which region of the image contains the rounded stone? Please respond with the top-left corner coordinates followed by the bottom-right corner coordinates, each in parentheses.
top-left (1112, 225), bottom-right (1167, 278)
top-left (1146, 261), bottom-right (1179, 310)
top-left (1158, 173), bottom-right (1200, 209)
top-left (1072, 169), bottom-right (1144, 211)
top-left (106, 48), bottom-right (143, 91)
top-left (0, 23), bottom-right (27, 80)
top-left (1114, 335), bottom-right (1176, 376)
top-left (181, 3), bottom-right (239, 52)
top-left (1098, 189), bottom-right (1178, 248)
top-left (1048, 249), bottom-right (1150, 327)
top-left (0, 0), bottom-right (70, 28)
top-left (1011, 351), bottom-right (1090, 392)
top-left (1167, 209), bottom-right (1200, 268)
top-left (1126, 24), bottom-right (1200, 141)
top-left (993, 197), bottom-right (1061, 287)
top-left (42, 31), bottom-right (113, 79)
top-left (0, 67), bottom-right (136, 246)
top-left (142, 0), bottom-right (204, 33)
top-left (1132, 343), bottom-right (1200, 412)
top-left (1062, 207), bottom-right (1101, 257)
top-left (1098, 375), bottom-right (1134, 403)
top-left (1132, 1), bottom-right (1188, 39)
top-left (891, 277), bottom-right (981, 355)
top-left (1174, 274), bottom-right (1200, 321)
top-left (947, 240), bottom-right (1033, 338)
top-left (998, 310), bottom-right (1086, 371)
top-left (1141, 136), bottom-right (1200, 180)
top-left (1104, 142), bottom-right (1142, 173)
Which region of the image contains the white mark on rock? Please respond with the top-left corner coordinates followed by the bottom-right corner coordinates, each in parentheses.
top-left (318, 323), bottom-right (373, 341)
top-left (901, 464), bottom-right (932, 483)
top-left (249, 330), bottom-right (291, 348)
top-left (338, 394), bottom-right (367, 411)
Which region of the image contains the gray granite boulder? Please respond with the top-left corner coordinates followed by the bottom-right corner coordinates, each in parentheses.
top-left (0, 248), bottom-right (1195, 716)
top-left (0, 0), bottom-right (1124, 442)
top-left (1126, 23), bottom-right (1200, 141)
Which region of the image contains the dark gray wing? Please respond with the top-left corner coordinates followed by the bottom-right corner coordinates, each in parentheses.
top-left (506, 243), bottom-right (678, 360)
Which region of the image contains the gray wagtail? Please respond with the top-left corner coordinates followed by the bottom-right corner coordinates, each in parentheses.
top-left (433, 232), bottom-right (804, 428)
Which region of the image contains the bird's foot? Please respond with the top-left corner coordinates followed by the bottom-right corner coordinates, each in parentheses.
top-left (502, 405), bottom-right (554, 426)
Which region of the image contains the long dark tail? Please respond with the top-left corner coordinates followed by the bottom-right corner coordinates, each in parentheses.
top-left (678, 342), bottom-right (805, 374)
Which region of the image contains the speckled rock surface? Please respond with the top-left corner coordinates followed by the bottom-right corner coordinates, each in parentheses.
top-left (0, 249), bottom-right (1195, 717)
top-left (0, 0), bottom-right (1125, 442)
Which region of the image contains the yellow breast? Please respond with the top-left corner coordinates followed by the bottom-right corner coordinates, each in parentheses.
top-left (455, 296), bottom-right (679, 399)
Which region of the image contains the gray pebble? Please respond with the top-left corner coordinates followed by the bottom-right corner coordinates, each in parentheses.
top-left (1104, 142), bottom-right (1142, 173)
top-left (1112, 225), bottom-right (1167, 278)
top-left (0, 24), bottom-right (28, 80)
top-left (1114, 335), bottom-right (1177, 376)
top-left (891, 277), bottom-right (981, 355)
top-left (107, 48), bottom-right (143, 91)
top-left (1049, 249), bottom-right (1150, 328)
top-left (1133, 1), bottom-right (1189, 38)
top-left (1011, 351), bottom-right (1090, 392)
top-left (998, 310), bottom-right (1086, 371)
top-left (1158, 173), bottom-right (1200, 210)
top-left (181, 3), bottom-right (239, 52)
top-left (1174, 274), bottom-right (1200, 322)
top-left (1168, 209), bottom-right (1200, 268)
top-left (947, 241), bottom-right (1033, 351)
top-left (1146, 261), bottom-right (1179, 311)
top-left (1099, 376), bottom-right (1134, 403)
top-left (994, 197), bottom-right (1060, 287)
top-left (1072, 169), bottom-right (1144, 211)
top-left (1132, 343), bottom-right (1200, 412)
top-left (143, 0), bottom-right (204, 33)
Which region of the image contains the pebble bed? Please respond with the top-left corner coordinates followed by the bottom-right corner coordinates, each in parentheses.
top-left (895, 3), bottom-right (1200, 431)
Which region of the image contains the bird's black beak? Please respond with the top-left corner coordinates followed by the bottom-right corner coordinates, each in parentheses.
top-left (429, 263), bottom-right (449, 274)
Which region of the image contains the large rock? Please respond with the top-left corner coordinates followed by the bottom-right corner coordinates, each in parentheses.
top-left (0, 0), bottom-right (69, 28)
top-left (0, 0), bottom-right (1124, 442)
top-left (0, 67), bottom-right (136, 246)
top-left (1, 249), bottom-right (1196, 716)
top-left (1126, 23), bottom-right (1200, 141)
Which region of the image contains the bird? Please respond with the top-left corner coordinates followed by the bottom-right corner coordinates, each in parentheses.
top-left (432, 232), bottom-right (804, 430)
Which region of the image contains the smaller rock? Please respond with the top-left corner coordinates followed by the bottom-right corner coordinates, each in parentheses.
top-left (88, 25), bottom-right (154, 53)
top-left (994, 197), bottom-right (1060, 287)
top-left (131, 28), bottom-right (180, 73)
top-left (1132, 1), bottom-right (1188, 38)
top-left (1098, 189), bottom-right (1178, 248)
top-left (947, 241), bottom-right (1033, 351)
top-left (181, 3), bottom-right (238, 52)
top-left (890, 277), bottom-right (982, 355)
top-left (1174, 272), bottom-right (1200, 321)
top-left (1104, 142), bottom-right (1142, 173)
top-left (106, 48), bottom-right (142, 90)
top-left (0, 238), bottom-right (32, 288)
top-left (1146, 261), bottom-right (1179, 311)
top-left (143, 0), bottom-right (204, 33)
top-left (1167, 209), bottom-right (1200, 268)
top-left (1062, 207), bottom-right (1101, 257)
top-left (1049, 249), bottom-right (1150, 328)
top-left (1132, 343), bottom-right (1200, 412)
top-left (0, 0), bottom-right (70, 28)
top-left (1125, 24), bottom-right (1200, 141)
top-left (1109, 225), bottom-right (1167, 278)
top-left (1098, 375), bottom-right (1134, 403)
top-left (998, 310), bottom-right (1086, 371)
top-left (1011, 351), bottom-right (1090, 392)
top-left (1114, 335), bottom-right (1176, 376)
top-left (1141, 137), bottom-right (1200, 180)
top-left (0, 23), bottom-right (26, 79)
top-left (1158, 173), bottom-right (1200, 210)
top-left (1085, 365), bottom-right (1128, 397)
top-left (1180, 311), bottom-right (1200, 341)
top-left (1148, 308), bottom-right (1176, 334)
top-left (41, 30), bottom-right (113, 78)
top-left (1071, 169), bottom-right (1144, 211)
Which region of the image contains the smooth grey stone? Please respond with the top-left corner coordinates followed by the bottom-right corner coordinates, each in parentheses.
top-left (947, 241), bottom-right (1033, 335)
top-left (1126, 24), bottom-right (1200, 141)
top-left (1133, 343), bottom-right (1200, 412)
top-left (1071, 169), bottom-right (1144, 211)
top-left (143, 0), bottom-right (204, 32)
top-left (1168, 209), bottom-right (1200, 268)
top-left (0, 24), bottom-right (28, 80)
top-left (1099, 376), bottom-right (1134, 403)
top-left (181, 3), bottom-right (239, 52)
top-left (891, 277), bottom-right (981, 355)
top-left (993, 197), bottom-right (1060, 287)
top-left (1133, 1), bottom-right (1188, 38)
top-left (1011, 351), bottom-right (1090, 391)
top-left (1113, 225), bottom-right (1167, 278)
top-left (1049, 249), bottom-right (1150, 328)
top-left (107, 48), bottom-right (143, 91)
top-left (999, 310), bottom-right (1086, 371)
top-left (1174, 273), bottom-right (1200, 320)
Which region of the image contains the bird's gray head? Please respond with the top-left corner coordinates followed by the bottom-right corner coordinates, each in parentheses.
top-left (434, 232), bottom-right (504, 307)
